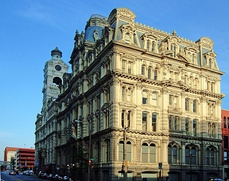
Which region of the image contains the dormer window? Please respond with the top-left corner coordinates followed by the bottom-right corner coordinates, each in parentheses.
top-left (93, 29), bottom-right (100, 41)
top-left (125, 33), bottom-right (131, 44)
top-left (171, 43), bottom-right (177, 57)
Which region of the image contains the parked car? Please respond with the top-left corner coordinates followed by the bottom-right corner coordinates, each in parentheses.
top-left (47, 173), bottom-right (54, 180)
top-left (23, 170), bottom-right (29, 175)
top-left (42, 173), bottom-right (48, 179)
top-left (53, 174), bottom-right (61, 181)
top-left (9, 170), bottom-right (16, 175)
top-left (63, 176), bottom-right (70, 181)
top-left (38, 171), bottom-right (44, 178)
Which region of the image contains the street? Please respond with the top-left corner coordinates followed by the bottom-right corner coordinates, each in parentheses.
top-left (1, 171), bottom-right (46, 181)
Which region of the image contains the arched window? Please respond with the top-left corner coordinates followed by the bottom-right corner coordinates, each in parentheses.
top-left (119, 141), bottom-right (124, 161)
top-left (168, 144), bottom-right (178, 164)
top-left (126, 141), bottom-right (132, 161)
top-left (206, 146), bottom-right (216, 165)
top-left (193, 100), bottom-right (197, 113)
top-left (185, 144), bottom-right (197, 165)
top-left (142, 143), bottom-right (156, 163)
top-left (150, 143), bottom-right (156, 163)
top-left (142, 65), bottom-right (145, 75)
top-left (142, 143), bottom-right (148, 163)
top-left (185, 98), bottom-right (189, 111)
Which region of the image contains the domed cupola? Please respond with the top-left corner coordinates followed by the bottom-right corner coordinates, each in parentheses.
top-left (84, 14), bottom-right (108, 43)
top-left (51, 47), bottom-right (62, 59)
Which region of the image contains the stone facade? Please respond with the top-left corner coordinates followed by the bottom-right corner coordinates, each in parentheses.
top-left (35, 8), bottom-right (224, 181)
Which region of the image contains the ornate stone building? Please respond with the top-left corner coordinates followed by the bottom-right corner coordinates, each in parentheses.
top-left (35, 47), bottom-right (68, 173)
top-left (35, 8), bottom-right (224, 181)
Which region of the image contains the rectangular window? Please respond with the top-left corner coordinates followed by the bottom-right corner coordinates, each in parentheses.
top-left (154, 69), bottom-right (158, 80)
top-left (150, 145), bottom-right (156, 163)
top-left (142, 112), bottom-right (147, 131)
top-left (193, 119), bottom-right (197, 136)
top-left (174, 96), bottom-right (178, 107)
top-left (152, 92), bottom-right (157, 106)
top-left (168, 146), bottom-right (172, 164)
top-left (126, 142), bottom-right (131, 161)
top-left (122, 61), bottom-right (126, 72)
top-left (122, 87), bottom-right (125, 101)
top-left (185, 99), bottom-right (189, 111)
top-left (127, 88), bottom-right (131, 102)
top-left (142, 144), bottom-right (148, 163)
top-left (169, 95), bottom-right (173, 105)
top-left (96, 95), bottom-right (100, 109)
top-left (169, 116), bottom-right (173, 130)
top-left (185, 118), bottom-right (189, 132)
top-left (121, 111), bottom-right (125, 128)
top-left (172, 147), bottom-right (178, 164)
top-left (142, 97), bottom-right (147, 104)
top-left (148, 68), bottom-right (151, 79)
top-left (127, 62), bottom-right (132, 74)
top-left (141, 66), bottom-right (145, 75)
top-left (152, 114), bottom-right (157, 131)
top-left (174, 116), bottom-right (179, 130)
top-left (224, 136), bottom-right (228, 149)
top-left (193, 100), bottom-right (197, 112)
top-left (142, 91), bottom-right (147, 104)
top-left (228, 117), bottom-right (229, 129)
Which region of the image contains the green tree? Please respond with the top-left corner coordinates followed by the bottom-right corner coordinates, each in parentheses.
top-left (11, 157), bottom-right (16, 170)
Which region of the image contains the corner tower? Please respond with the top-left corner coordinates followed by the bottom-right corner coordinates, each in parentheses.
top-left (42, 47), bottom-right (68, 106)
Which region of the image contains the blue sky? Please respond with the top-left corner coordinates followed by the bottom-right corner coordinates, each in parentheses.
top-left (0, 0), bottom-right (229, 161)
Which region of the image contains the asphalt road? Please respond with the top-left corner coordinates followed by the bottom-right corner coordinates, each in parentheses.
top-left (1, 171), bottom-right (47, 181)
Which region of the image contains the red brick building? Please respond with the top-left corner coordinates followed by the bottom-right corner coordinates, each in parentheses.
top-left (222, 109), bottom-right (229, 179)
top-left (4, 147), bottom-right (19, 170)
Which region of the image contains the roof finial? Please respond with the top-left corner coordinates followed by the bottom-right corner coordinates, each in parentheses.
top-left (172, 30), bottom-right (177, 36)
